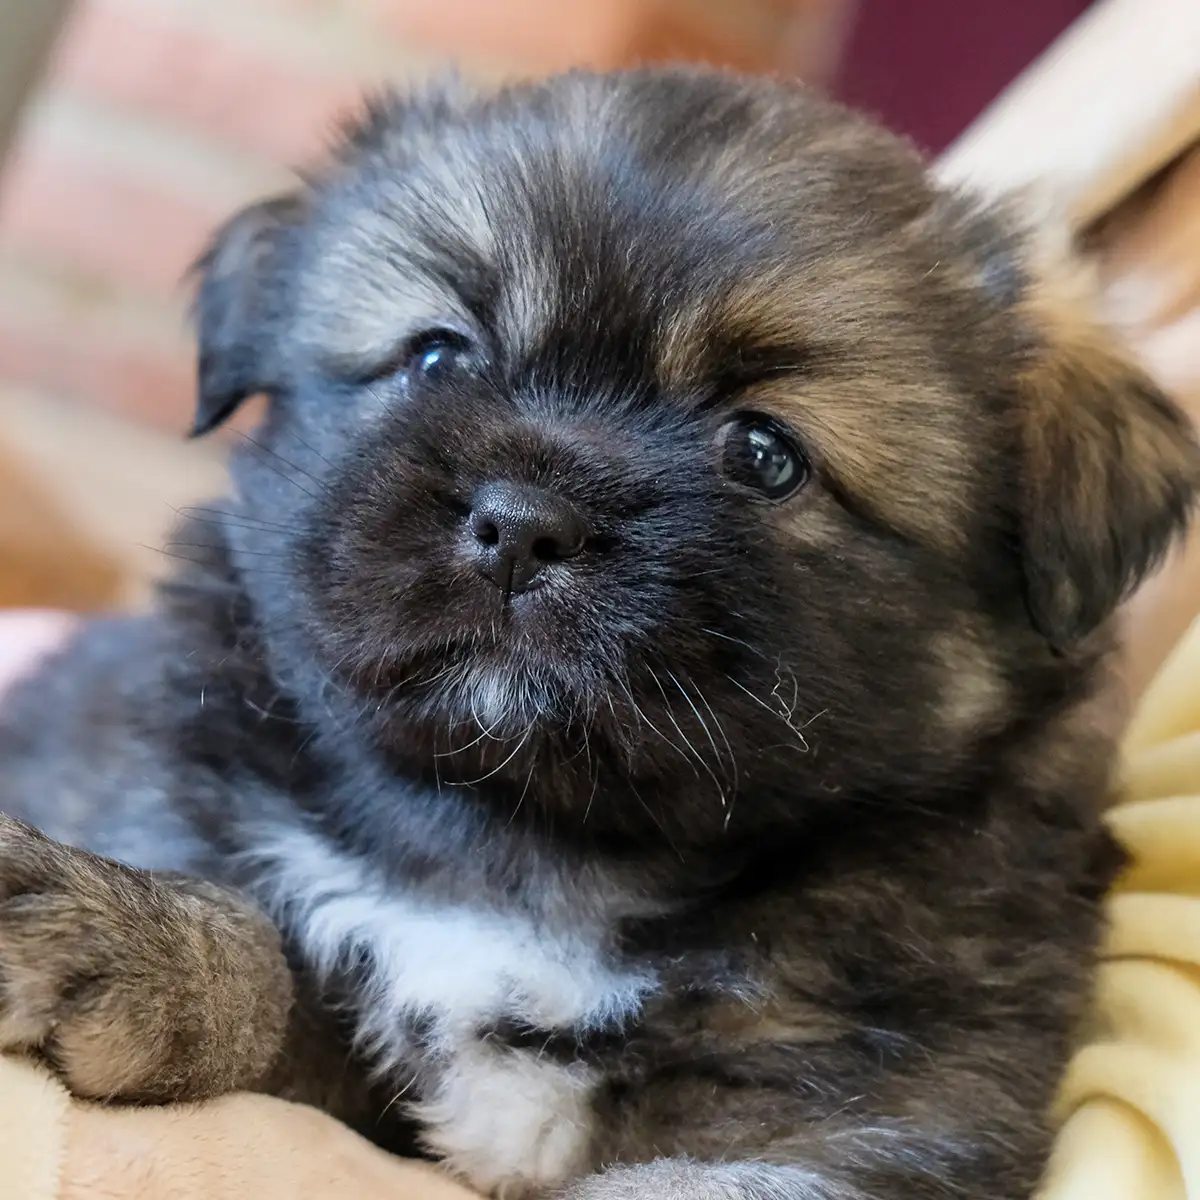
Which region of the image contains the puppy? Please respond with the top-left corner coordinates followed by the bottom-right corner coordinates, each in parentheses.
top-left (1, 67), bottom-right (1197, 1200)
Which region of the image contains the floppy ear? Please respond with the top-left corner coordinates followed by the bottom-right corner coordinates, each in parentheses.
top-left (1015, 282), bottom-right (1200, 647)
top-left (190, 192), bottom-right (308, 437)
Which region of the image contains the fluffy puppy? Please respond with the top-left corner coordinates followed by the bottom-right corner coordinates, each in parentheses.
top-left (1, 67), bottom-right (1198, 1200)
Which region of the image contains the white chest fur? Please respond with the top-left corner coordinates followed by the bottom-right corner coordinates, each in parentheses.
top-left (245, 825), bottom-right (654, 1197)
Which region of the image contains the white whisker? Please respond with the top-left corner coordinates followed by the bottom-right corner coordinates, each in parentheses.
top-left (726, 674), bottom-right (820, 753)
top-left (649, 667), bottom-right (727, 807)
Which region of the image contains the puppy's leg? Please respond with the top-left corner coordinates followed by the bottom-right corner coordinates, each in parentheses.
top-left (0, 815), bottom-right (292, 1102)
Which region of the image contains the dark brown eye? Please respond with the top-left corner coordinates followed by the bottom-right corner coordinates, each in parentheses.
top-left (405, 329), bottom-right (471, 385)
top-left (719, 413), bottom-right (810, 501)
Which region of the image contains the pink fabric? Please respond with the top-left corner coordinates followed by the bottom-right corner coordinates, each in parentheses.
top-left (0, 611), bottom-right (75, 695)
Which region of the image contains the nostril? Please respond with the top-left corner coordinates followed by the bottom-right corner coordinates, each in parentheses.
top-left (472, 518), bottom-right (500, 547)
top-left (532, 535), bottom-right (571, 562)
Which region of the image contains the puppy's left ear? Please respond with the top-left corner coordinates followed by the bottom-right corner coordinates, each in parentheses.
top-left (1014, 275), bottom-right (1200, 647)
top-left (190, 192), bottom-right (308, 437)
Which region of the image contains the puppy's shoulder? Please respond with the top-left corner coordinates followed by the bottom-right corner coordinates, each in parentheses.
top-left (0, 517), bottom-right (294, 870)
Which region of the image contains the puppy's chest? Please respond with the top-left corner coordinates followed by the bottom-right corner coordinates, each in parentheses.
top-left (369, 902), bottom-right (648, 1194)
top-left (253, 831), bottom-right (654, 1195)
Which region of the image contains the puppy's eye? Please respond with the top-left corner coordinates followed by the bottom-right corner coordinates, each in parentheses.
top-left (718, 413), bottom-right (810, 501)
top-left (404, 329), bottom-right (471, 385)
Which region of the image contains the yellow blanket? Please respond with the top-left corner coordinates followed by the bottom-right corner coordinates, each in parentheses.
top-left (3, 618), bottom-right (1200, 1199)
top-left (1041, 614), bottom-right (1200, 1200)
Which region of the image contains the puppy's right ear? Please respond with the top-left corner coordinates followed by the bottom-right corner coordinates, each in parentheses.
top-left (922, 189), bottom-right (1200, 647)
top-left (1014, 296), bottom-right (1200, 648)
top-left (190, 193), bottom-right (308, 437)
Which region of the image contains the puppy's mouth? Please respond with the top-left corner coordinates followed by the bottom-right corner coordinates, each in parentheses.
top-left (341, 629), bottom-right (598, 733)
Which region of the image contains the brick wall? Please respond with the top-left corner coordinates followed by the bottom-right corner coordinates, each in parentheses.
top-left (0, 0), bottom-right (827, 437)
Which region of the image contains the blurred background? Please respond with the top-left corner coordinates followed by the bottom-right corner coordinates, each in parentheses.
top-left (0, 0), bottom-right (1195, 620)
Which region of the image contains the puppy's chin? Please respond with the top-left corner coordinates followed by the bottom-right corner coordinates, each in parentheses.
top-left (338, 630), bottom-right (607, 743)
top-left (399, 653), bottom-right (575, 738)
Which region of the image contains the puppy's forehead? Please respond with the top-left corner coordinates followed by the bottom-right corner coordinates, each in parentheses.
top-left (295, 75), bottom-right (931, 365)
top-left (300, 114), bottom-right (745, 359)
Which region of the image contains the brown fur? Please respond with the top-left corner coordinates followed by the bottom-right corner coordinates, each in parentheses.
top-left (1018, 285), bottom-right (1200, 644)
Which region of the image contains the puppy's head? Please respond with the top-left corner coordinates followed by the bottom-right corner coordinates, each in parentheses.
top-left (191, 69), bottom-right (1200, 842)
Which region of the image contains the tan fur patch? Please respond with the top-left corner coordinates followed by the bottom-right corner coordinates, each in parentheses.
top-left (761, 377), bottom-right (974, 554)
top-left (0, 817), bottom-right (292, 1103)
top-left (929, 620), bottom-right (1006, 735)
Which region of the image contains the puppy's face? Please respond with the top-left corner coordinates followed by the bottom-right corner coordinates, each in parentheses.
top-left (192, 70), bottom-right (1199, 842)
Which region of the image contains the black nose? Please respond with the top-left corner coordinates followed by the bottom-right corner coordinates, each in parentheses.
top-left (468, 483), bottom-right (587, 595)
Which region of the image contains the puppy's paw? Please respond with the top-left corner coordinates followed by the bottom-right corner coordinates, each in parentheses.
top-left (0, 815), bottom-right (291, 1102)
top-left (0, 814), bottom-right (206, 1100)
